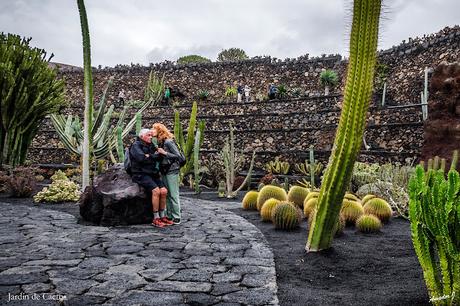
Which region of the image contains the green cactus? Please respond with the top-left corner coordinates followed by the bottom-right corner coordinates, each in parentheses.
top-left (193, 128), bottom-right (202, 194)
top-left (344, 193), bottom-right (360, 202)
top-left (0, 33), bottom-right (66, 167)
top-left (257, 183), bottom-right (265, 191)
top-left (304, 198), bottom-right (318, 219)
top-left (260, 198), bottom-right (281, 222)
top-left (265, 157), bottom-right (290, 174)
top-left (427, 158), bottom-right (434, 171)
top-left (135, 112), bottom-right (142, 136)
top-left (257, 185), bottom-right (288, 211)
top-left (363, 197), bottom-right (392, 223)
top-left (362, 194), bottom-right (377, 205)
top-left (451, 150), bottom-right (459, 171)
top-left (440, 158), bottom-right (446, 173)
top-left (288, 186), bottom-right (310, 208)
top-left (409, 166), bottom-right (460, 305)
top-left (306, 0), bottom-right (382, 252)
top-left (356, 214), bottom-right (382, 233)
top-left (433, 156), bottom-right (440, 171)
top-left (340, 199), bottom-right (364, 225)
top-left (305, 191), bottom-right (320, 203)
top-left (242, 191), bottom-right (259, 210)
top-left (271, 202), bottom-right (302, 230)
top-left (116, 126), bottom-right (124, 162)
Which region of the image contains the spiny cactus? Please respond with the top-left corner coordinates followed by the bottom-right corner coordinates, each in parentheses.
top-left (304, 198), bottom-right (318, 219)
top-left (307, 0), bottom-right (382, 252)
top-left (356, 214), bottom-right (382, 233)
top-left (305, 191), bottom-right (320, 203)
top-left (451, 149), bottom-right (459, 171)
top-left (409, 165), bottom-right (460, 305)
top-left (288, 186), bottom-right (309, 208)
top-left (265, 157), bottom-right (290, 174)
top-left (309, 209), bottom-right (345, 237)
top-left (271, 202), bottom-right (301, 230)
top-left (260, 198), bottom-right (282, 222)
top-left (363, 198), bottom-right (392, 223)
top-left (344, 193), bottom-right (360, 202)
top-left (340, 199), bottom-right (364, 225)
top-left (242, 191), bottom-right (258, 210)
top-left (362, 194), bottom-right (377, 205)
top-left (257, 183), bottom-right (265, 191)
top-left (257, 185), bottom-right (288, 211)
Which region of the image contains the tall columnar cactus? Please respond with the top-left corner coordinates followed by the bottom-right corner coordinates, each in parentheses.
top-left (173, 101), bottom-right (205, 182)
top-left (306, 0), bottom-right (382, 252)
top-left (77, 0), bottom-right (93, 190)
top-left (135, 112), bottom-right (142, 136)
top-left (0, 33), bottom-right (65, 166)
top-left (116, 126), bottom-right (124, 162)
top-left (193, 128), bottom-right (201, 194)
top-left (451, 150), bottom-right (459, 171)
top-left (409, 166), bottom-right (460, 305)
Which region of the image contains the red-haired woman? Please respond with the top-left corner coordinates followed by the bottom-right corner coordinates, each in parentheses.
top-left (151, 123), bottom-right (184, 225)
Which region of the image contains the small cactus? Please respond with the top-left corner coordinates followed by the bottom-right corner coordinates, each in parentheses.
top-left (363, 197), bottom-right (392, 223)
top-left (257, 185), bottom-right (288, 211)
top-left (340, 199), bottom-right (364, 225)
top-left (309, 209), bottom-right (345, 237)
top-left (304, 191), bottom-right (320, 203)
top-left (288, 186), bottom-right (310, 208)
top-left (344, 193), bottom-right (360, 202)
top-left (242, 191), bottom-right (258, 210)
top-left (271, 202), bottom-right (302, 230)
top-left (361, 194), bottom-right (376, 205)
top-left (356, 214), bottom-right (382, 233)
top-left (260, 198), bottom-right (281, 222)
top-left (303, 197), bottom-right (318, 219)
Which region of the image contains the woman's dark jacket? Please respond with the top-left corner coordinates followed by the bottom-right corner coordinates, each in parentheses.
top-left (130, 137), bottom-right (162, 175)
top-left (160, 139), bottom-right (182, 174)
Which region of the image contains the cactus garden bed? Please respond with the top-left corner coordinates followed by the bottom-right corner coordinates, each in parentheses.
top-left (230, 208), bottom-right (430, 305)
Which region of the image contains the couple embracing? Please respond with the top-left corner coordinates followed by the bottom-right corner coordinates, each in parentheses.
top-left (129, 123), bottom-right (184, 228)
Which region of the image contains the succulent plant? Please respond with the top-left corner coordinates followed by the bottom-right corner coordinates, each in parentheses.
top-left (304, 198), bottom-right (318, 219)
top-left (361, 194), bottom-right (377, 205)
top-left (271, 202), bottom-right (301, 230)
top-left (344, 193), bottom-right (360, 202)
top-left (356, 214), bottom-right (382, 233)
top-left (305, 191), bottom-right (320, 203)
top-left (260, 198), bottom-right (281, 222)
top-left (309, 209), bottom-right (345, 237)
top-left (340, 199), bottom-right (364, 225)
top-left (257, 185), bottom-right (288, 211)
top-left (363, 197), bottom-right (392, 223)
top-left (265, 157), bottom-right (290, 174)
top-left (257, 183), bottom-right (265, 191)
top-left (242, 191), bottom-right (259, 210)
top-left (288, 186), bottom-right (309, 208)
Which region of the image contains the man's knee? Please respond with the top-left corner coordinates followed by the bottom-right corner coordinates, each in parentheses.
top-left (160, 187), bottom-right (168, 196)
top-left (152, 187), bottom-right (161, 196)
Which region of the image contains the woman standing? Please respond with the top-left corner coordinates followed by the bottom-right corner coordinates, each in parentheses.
top-left (151, 123), bottom-right (184, 225)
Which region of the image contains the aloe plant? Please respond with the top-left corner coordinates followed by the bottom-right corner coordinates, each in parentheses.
top-left (306, 0), bottom-right (382, 252)
top-left (409, 166), bottom-right (460, 305)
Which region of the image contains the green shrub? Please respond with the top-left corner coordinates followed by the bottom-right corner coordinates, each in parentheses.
top-left (242, 191), bottom-right (258, 210)
top-left (197, 90), bottom-right (209, 100)
top-left (260, 198), bottom-right (281, 222)
top-left (363, 197), bottom-right (392, 223)
top-left (34, 171), bottom-right (80, 203)
top-left (288, 186), bottom-right (309, 208)
top-left (225, 87), bottom-right (237, 97)
top-left (217, 48), bottom-right (248, 62)
top-left (271, 202), bottom-right (301, 230)
top-left (356, 214), bottom-right (382, 233)
top-left (256, 185), bottom-right (287, 211)
top-left (177, 54), bottom-right (211, 64)
top-left (0, 33), bottom-right (66, 166)
top-left (319, 70), bottom-right (338, 87)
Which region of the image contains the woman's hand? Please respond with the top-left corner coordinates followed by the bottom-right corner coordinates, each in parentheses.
top-left (157, 148), bottom-right (167, 155)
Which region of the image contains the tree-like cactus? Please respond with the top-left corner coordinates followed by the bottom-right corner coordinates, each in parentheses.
top-left (242, 191), bottom-right (259, 210)
top-left (363, 197), bottom-right (392, 223)
top-left (260, 198), bottom-right (281, 222)
top-left (288, 186), bottom-right (310, 208)
top-left (116, 126), bottom-right (124, 162)
top-left (257, 185), bottom-right (288, 211)
top-left (271, 202), bottom-right (301, 230)
top-left (451, 150), bottom-right (459, 171)
top-left (409, 166), bottom-right (460, 305)
top-left (356, 214), bottom-right (382, 233)
top-left (307, 0), bottom-right (382, 252)
top-left (0, 33), bottom-right (66, 166)
top-left (135, 112), bottom-right (142, 136)
top-left (193, 128), bottom-right (202, 194)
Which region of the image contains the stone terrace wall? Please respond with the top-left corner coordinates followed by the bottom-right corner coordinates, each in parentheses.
top-left (28, 26), bottom-right (460, 167)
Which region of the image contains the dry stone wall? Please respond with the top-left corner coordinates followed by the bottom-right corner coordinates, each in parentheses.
top-left (28, 26), bottom-right (460, 167)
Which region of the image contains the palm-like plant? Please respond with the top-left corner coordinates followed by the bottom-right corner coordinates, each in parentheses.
top-left (319, 70), bottom-right (338, 95)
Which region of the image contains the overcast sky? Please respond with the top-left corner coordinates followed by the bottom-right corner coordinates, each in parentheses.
top-left (1, 0), bottom-right (458, 67)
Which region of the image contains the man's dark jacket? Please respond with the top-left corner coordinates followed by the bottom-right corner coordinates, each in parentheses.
top-left (129, 137), bottom-right (162, 175)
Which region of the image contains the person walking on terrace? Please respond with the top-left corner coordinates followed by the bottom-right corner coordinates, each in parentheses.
top-left (151, 123), bottom-right (185, 225)
top-left (129, 129), bottom-right (174, 227)
top-left (244, 84), bottom-right (251, 102)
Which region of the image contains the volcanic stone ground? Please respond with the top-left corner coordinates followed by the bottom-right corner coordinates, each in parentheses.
top-left (0, 198), bottom-right (278, 306)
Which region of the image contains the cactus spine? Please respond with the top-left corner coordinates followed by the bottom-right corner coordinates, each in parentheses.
top-left (306, 0), bottom-right (382, 252)
top-left (409, 166), bottom-right (460, 305)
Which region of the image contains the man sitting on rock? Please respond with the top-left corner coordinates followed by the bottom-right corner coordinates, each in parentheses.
top-left (130, 129), bottom-right (174, 228)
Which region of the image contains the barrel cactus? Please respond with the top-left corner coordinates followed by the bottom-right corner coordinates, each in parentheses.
top-left (242, 191), bottom-right (258, 210)
top-left (344, 193), bottom-right (360, 202)
top-left (356, 214), bottom-right (382, 233)
top-left (304, 198), bottom-right (318, 219)
top-left (271, 202), bottom-right (302, 230)
top-left (363, 197), bottom-right (392, 223)
top-left (340, 199), bottom-right (364, 225)
top-left (257, 185), bottom-right (287, 211)
top-left (309, 209), bottom-right (345, 237)
top-left (362, 194), bottom-right (377, 205)
top-left (305, 191), bottom-right (320, 203)
top-left (260, 198), bottom-right (281, 222)
top-left (288, 186), bottom-right (310, 208)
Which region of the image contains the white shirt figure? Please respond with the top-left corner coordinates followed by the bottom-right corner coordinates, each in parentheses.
top-left (244, 85), bottom-right (251, 102)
